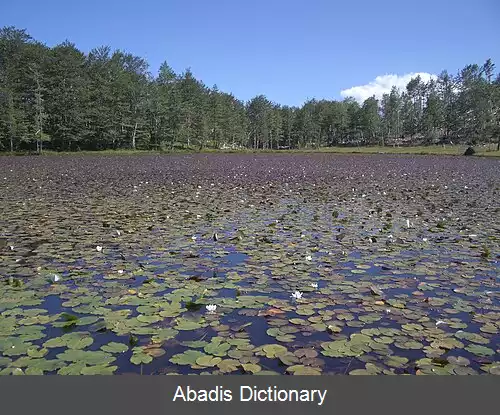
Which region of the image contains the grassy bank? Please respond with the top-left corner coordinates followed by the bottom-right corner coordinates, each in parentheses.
top-left (282, 145), bottom-right (500, 157)
top-left (2, 145), bottom-right (500, 157)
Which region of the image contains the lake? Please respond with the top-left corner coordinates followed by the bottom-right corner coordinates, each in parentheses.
top-left (0, 153), bottom-right (498, 375)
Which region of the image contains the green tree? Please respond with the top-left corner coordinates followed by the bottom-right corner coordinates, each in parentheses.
top-left (360, 96), bottom-right (381, 145)
top-left (421, 79), bottom-right (444, 142)
top-left (381, 87), bottom-right (402, 145)
top-left (44, 41), bottom-right (87, 150)
top-left (247, 95), bottom-right (272, 149)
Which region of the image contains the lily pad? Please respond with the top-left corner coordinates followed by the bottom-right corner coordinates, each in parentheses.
top-left (286, 365), bottom-right (322, 375)
top-left (100, 342), bottom-right (129, 354)
top-left (196, 355), bottom-right (222, 367)
top-left (217, 359), bottom-right (240, 373)
top-left (170, 350), bottom-right (205, 366)
top-left (81, 365), bottom-right (118, 375)
top-left (261, 344), bottom-right (288, 358)
top-left (56, 350), bottom-right (116, 366)
top-left (465, 344), bottom-right (495, 357)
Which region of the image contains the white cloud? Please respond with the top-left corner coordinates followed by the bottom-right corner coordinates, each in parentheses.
top-left (340, 72), bottom-right (437, 103)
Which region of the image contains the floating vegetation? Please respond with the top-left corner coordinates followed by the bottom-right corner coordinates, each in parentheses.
top-left (0, 154), bottom-right (498, 375)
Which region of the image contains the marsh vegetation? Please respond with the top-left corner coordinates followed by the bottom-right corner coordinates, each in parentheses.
top-left (0, 154), bottom-right (498, 375)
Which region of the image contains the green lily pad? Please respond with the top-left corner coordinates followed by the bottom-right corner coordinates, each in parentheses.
top-left (261, 344), bottom-right (288, 358)
top-left (43, 337), bottom-right (66, 348)
top-left (57, 350), bottom-right (116, 366)
top-left (204, 340), bottom-right (231, 357)
top-left (136, 314), bottom-right (161, 324)
top-left (175, 319), bottom-right (204, 331)
top-left (278, 353), bottom-right (300, 366)
top-left (181, 340), bottom-right (209, 348)
top-left (454, 331), bottom-right (489, 344)
top-left (465, 344), bottom-right (495, 357)
top-left (100, 342), bottom-right (129, 354)
top-left (242, 363), bottom-right (261, 373)
top-left (0, 357), bottom-right (12, 367)
top-left (430, 338), bottom-right (464, 350)
top-left (170, 350), bottom-right (205, 366)
top-left (196, 355), bottom-right (222, 367)
top-left (67, 336), bottom-right (94, 350)
top-left (286, 365), bottom-right (321, 375)
top-left (58, 363), bottom-right (87, 375)
top-left (290, 318), bottom-right (308, 325)
top-left (349, 369), bottom-right (375, 375)
top-left (447, 356), bottom-right (470, 366)
top-left (75, 316), bottom-right (101, 326)
top-left (385, 356), bottom-right (409, 368)
top-left (217, 359), bottom-right (240, 373)
top-left (81, 365), bottom-right (118, 375)
top-left (130, 352), bottom-right (153, 365)
top-left (27, 347), bottom-right (48, 358)
top-left (479, 324), bottom-right (498, 334)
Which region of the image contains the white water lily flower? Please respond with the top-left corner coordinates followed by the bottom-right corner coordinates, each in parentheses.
top-left (291, 291), bottom-right (303, 300)
top-left (310, 282), bottom-right (318, 289)
top-left (422, 238), bottom-right (428, 242)
top-left (385, 309), bottom-right (391, 314)
top-left (96, 245), bottom-right (103, 252)
top-left (117, 270), bottom-right (124, 274)
top-left (206, 304), bottom-right (217, 313)
top-left (305, 255), bottom-right (312, 261)
top-left (48, 273), bottom-right (61, 283)
top-left (191, 236), bottom-right (197, 240)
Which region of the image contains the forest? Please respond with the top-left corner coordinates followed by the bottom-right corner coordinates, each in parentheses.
top-left (1, 26), bottom-right (499, 153)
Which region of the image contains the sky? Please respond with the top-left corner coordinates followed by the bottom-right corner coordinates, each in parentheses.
top-left (2, 0), bottom-right (500, 106)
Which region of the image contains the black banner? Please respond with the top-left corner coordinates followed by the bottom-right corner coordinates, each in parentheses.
top-left (0, 376), bottom-right (498, 415)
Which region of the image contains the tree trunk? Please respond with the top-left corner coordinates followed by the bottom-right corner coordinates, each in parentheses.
top-left (132, 122), bottom-right (138, 149)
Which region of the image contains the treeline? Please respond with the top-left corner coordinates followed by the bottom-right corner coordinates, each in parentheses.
top-left (1, 26), bottom-right (499, 152)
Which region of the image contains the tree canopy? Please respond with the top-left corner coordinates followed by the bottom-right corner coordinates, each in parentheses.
top-left (1, 26), bottom-right (499, 152)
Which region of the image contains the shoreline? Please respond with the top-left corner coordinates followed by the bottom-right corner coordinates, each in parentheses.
top-left (1, 145), bottom-right (499, 158)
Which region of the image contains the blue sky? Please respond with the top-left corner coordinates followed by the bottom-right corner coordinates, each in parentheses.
top-left (2, 0), bottom-right (499, 106)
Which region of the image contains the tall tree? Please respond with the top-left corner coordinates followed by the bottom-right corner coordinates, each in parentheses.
top-left (360, 96), bottom-right (381, 145)
top-left (381, 87), bottom-right (402, 145)
top-left (44, 41), bottom-right (87, 150)
top-left (247, 95), bottom-right (272, 149)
